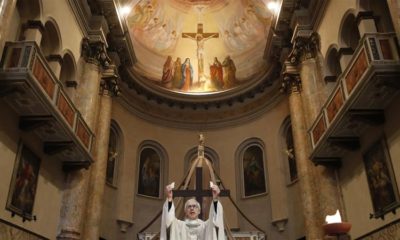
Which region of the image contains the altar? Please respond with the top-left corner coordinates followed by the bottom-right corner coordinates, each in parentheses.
top-left (137, 134), bottom-right (267, 240)
top-left (138, 231), bottom-right (266, 240)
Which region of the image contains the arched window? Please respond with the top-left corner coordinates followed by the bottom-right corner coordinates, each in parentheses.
top-left (137, 141), bottom-right (168, 199)
top-left (236, 138), bottom-right (267, 198)
top-left (40, 20), bottom-right (61, 57)
top-left (285, 125), bottom-right (297, 182)
top-left (339, 13), bottom-right (360, 51)
top-left (280, 117), bottom-right (298, 184)
top-left (60, 51), bottom-right (77, 98)
top-left (106, 121), bottom-right (123, 187)
top-left (325, 46), bottom-right (342, 81)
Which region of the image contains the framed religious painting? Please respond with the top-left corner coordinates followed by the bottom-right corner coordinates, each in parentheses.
top-left (241, 145), bottom-right (267, 198)
top-left (137, 147), bottom-right (161, 198)
top-left (363, 137), bottom-right (400, 218)
top-left (6, 142), bottom-right (41, 220)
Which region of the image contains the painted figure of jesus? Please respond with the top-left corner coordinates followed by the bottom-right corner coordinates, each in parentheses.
top-left (182, 23), bottom-right (219, 83)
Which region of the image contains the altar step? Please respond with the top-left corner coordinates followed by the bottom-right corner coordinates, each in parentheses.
top-left (138, 231), bottom-right (266, 240)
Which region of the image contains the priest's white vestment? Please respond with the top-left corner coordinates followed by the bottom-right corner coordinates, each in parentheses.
top-left (160, 200), bottom-right (225, 240)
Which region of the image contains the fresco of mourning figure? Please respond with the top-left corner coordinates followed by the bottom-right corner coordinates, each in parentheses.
top-left (126, 0), bottom-right (273, 93)
top-left (161, 55), bottom-right (237, 92)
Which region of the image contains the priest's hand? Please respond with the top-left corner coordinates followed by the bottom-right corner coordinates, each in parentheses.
top-left (211, 184), bottom-right (220, 200)
top-left (166, 183), bottom-right (174, 201)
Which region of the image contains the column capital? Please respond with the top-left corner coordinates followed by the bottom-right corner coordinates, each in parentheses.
top-left (100, 65), bottom-right (120, 97)
top-left (288, 31), bottom-right (320, 65)
top-left (81, 37), bottom-right (112, 69)
top-left (22, 20), bottom-right (45, 34)
top-left (281, 72), bottom-right (302, 94)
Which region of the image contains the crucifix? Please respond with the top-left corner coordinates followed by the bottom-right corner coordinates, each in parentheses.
top-left (172, 134), bottom-right (229, 219)
top-left (172, 167), bottom-right (230, 220)
top-left (182, 23), bottom-right (219, 83)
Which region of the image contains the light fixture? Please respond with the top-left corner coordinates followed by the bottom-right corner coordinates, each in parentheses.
top-left (267, 1), bottom-right (279, 13)
top-left (119, 5), bottom-right (132, 17)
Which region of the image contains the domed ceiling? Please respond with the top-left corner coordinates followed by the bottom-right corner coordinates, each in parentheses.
top-left (125, 0), bottom-right (274, 94)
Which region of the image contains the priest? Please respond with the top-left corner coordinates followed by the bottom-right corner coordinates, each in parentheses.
top-left (160, 182), bottom-right (225, 240)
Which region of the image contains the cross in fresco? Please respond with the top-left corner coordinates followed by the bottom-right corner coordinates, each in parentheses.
top-left (182, 23), bottom-right (219, 83)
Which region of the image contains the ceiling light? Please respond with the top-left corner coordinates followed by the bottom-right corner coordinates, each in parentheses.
top-left (120, 5), bottom-right (132, 17)
top-left (267, 1), bottom-right (279, 13)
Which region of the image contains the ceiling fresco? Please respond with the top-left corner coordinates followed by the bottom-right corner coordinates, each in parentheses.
top-left (125, 0), bottom-right (274, 93)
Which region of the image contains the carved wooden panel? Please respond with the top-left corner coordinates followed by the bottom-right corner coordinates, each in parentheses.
top-left (56, 92), bottom-right (75, 128)
top-left (311, 114), bottom-right (327, 147)
top-left (7, 48), bottom-right (22, 68)
top-left (345, 50), bottom-right (368, 95)
top-left (32, 58), bottom-right (55, 99)
top-left (379, 39), bottom-right (393, 60)
top-left (76, 119), bottom-right (91, 150)
top-left (326, 86), bottom-right (345, 123)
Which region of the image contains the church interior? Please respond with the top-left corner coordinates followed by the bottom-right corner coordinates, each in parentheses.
top-left (0, 0), bottom-right (400, 239)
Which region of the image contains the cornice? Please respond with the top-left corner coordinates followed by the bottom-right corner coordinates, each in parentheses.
top-left (68, 0), bottom-right (109, 43)
top-left (117, 81), bottom-right (285, 130)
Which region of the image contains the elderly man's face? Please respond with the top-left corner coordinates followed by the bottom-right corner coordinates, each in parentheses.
top-left (185, 199), bottom-right (200, 220)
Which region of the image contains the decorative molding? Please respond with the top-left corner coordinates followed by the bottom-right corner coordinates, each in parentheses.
top-left (81, 37), bottom-right (112, 68)
top-left (272, 218), bottom-right (288, 232)
top-left (324, 75), bottom-right (338, 82)
top-left (46, 54), bottom-right (63, 65)
top-left (66, 80), bottom-right (78, 88)
top-left (338, 47), bottom-right (355, 57)
top-left (116, 219), bottom-right (134, 233)
top-left (281, 73), bottom-right (301, 94)
top-left (23, 20), bottom-right (45, 34)
top-left (57, 229), bottom-right (81, 240)
top-left (356, 11), bottom-right (377, 26)
top-left (288, 31), bottom-right (320, 65)
top-left (100, 65), bottom-right (120, 96)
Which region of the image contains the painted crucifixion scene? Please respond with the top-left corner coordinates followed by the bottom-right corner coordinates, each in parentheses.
top-left (126, 0), bottom-right (273, 93)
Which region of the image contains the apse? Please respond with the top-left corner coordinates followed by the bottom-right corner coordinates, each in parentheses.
top-left (124, 0), bottom-right (275, 93)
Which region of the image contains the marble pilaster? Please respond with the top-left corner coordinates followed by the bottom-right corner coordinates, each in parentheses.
top-left (293, 31), bottom-right (344, 223)
top-left (75, 61), bottom-right (101, 128)
top-left (299, 58), bottom-right (325, 124)
top-left (282, 72), bottom-right (323, 239)
top-left (83, 66), bottom-right (119, 240)
top-left (57, 169), bottom-right (90, 240)
top-left (285, 30), bottom-right (345, 236)
top-left (0, 0), bottom-right (17, 55)
top-left (300, 41), bottom-right (344, 224)
top-left (57, 40), bottom-right (104, 240)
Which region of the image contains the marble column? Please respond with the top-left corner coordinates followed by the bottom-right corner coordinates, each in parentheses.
top-left (46, 54), bottom-right (63, 80)
top-left (293, 32), bottom-right (344, 221)
top-left (22, 20), bottom-right (44, 46)
top-left (57, 40), bottom-right (104, 240)
top-left (357, 12), bottom-right (378, 37)
top-left (83, 66), bottom-right (120, 240)
top-left (0, 0), bottom-right (17, 55)
top-left (338, 48), bottom-right (354, 74)
top-left (281, 71), bottom-right (323, 239)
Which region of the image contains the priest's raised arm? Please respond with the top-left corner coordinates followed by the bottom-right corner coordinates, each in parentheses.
top-left (160, 183), bottom-right (225, 240)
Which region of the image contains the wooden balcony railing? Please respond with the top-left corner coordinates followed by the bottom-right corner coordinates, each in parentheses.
top-left (309, 33), bottom-right (400, 165)
top-left (0, 41), bottom-right (94, 170)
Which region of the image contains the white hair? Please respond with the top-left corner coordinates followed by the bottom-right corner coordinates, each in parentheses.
top-left (184, 198), bottom-right (201, 211)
